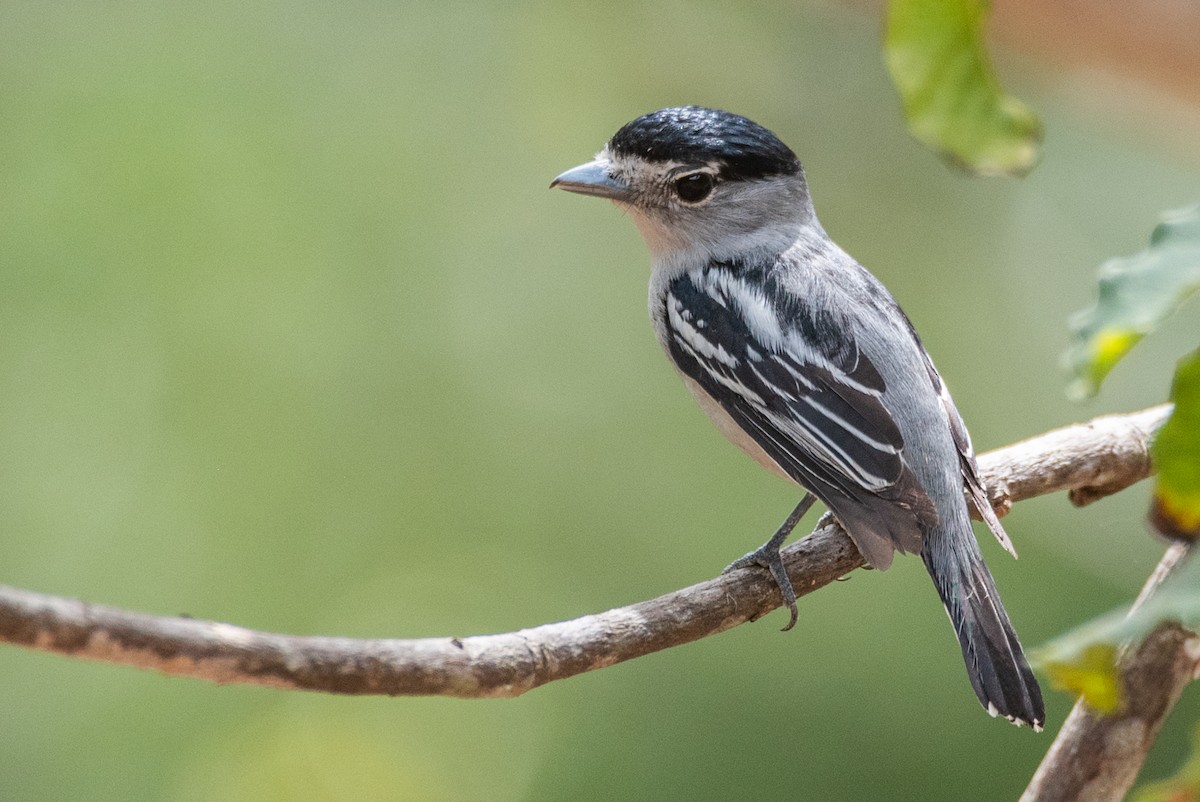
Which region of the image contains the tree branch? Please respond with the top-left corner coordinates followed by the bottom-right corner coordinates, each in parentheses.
top-left (0, 404), bottom-right (1172, 697)
top-left (1021, 541), bottom-right (1200, 802)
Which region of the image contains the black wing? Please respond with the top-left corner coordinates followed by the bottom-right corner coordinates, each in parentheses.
top-left (664, 266), bottom-right (937, 567)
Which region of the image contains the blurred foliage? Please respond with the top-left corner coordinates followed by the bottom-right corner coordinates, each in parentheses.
top-left (1033, 552), bottom-right (1200, 716)
top-left (1, 2), bottom-right (1200, 800)
top-left (1051, 201), bottom-right (1200, 720)
top-left (1064, 205), bottom-right (1200, 400)
top-left (1152, 349), bottom-right (1200, 538)
top-left (1038, 641), bottom-right (1123, 714)
top-left (884, 0), bottom-right (1042, 176)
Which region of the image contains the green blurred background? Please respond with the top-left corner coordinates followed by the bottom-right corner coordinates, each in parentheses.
top-left (1, 1), bottom-right (1198, 799)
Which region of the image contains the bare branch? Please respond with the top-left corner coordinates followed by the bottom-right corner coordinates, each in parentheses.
top-left (0, 404), bottom-right (1173, 697)
top-left (980, 404), bottom-right (1167, 515)
top-left (1021, 542), bottom-right (1200, 802)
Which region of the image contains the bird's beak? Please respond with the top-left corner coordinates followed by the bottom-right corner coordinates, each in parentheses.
top-left (550, 159), bottom-right (632, 202)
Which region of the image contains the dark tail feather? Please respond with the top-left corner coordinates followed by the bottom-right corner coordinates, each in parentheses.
top-left (922, 536), bottom-right (1045, 731)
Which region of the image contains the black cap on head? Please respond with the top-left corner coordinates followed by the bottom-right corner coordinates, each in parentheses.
top-left (608, 106), bottom-right (801, 182)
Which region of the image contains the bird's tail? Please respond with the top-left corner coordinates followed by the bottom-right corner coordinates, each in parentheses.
top-left (922, 531), bottom-right (1044, 730)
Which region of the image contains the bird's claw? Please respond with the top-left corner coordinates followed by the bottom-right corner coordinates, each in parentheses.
top-left (724, 543), bottom-right (799, 631)
top-left (723, 494), bottom-right (814, 631)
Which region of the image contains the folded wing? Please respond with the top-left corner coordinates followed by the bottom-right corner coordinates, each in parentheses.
top-left (664, 266), bottom-right (939, 568)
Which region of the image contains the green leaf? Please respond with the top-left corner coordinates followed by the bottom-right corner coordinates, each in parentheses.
top-left (1039, 641), bottom-right (1123, 714)
top-left (1065, 205), bottom-right (1200, 399)
top-left (884, 0), bottom-right (1042, 177)
top-left (1151, 349), bottom-right (1200, 538)
top-left (1132, 723), bottom-right (1200, 802)
top-left (1032, 554), bottom-right (1200, 714)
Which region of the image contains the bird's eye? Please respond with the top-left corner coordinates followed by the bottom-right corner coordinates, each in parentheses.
top-left (673, 172), bottom-right (715, 203)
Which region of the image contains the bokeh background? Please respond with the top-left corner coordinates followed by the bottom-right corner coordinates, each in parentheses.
top-left (2, 1), bottom-right (1198, 799)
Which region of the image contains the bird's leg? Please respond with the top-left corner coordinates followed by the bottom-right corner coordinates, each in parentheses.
top-left (723, 493), bottom-right (817, 631)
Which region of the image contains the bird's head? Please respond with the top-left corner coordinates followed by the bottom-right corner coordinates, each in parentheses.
top-left (552, 106), bottom-right (818, 264)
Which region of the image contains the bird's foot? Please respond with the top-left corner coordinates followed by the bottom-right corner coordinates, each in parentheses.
top-left (721, 493), bottom-right (817, 632)
top-left (724, 541), bottom-right (799, 631)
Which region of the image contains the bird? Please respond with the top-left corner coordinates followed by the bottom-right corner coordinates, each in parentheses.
top-left (550, 106), bottom-right (1044, 730)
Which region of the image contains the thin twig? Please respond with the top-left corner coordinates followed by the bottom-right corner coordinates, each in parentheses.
top-left (0, 404), bottom-right (1173, 697)
top-left (1021, 541), bottom-right (1199, 802)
